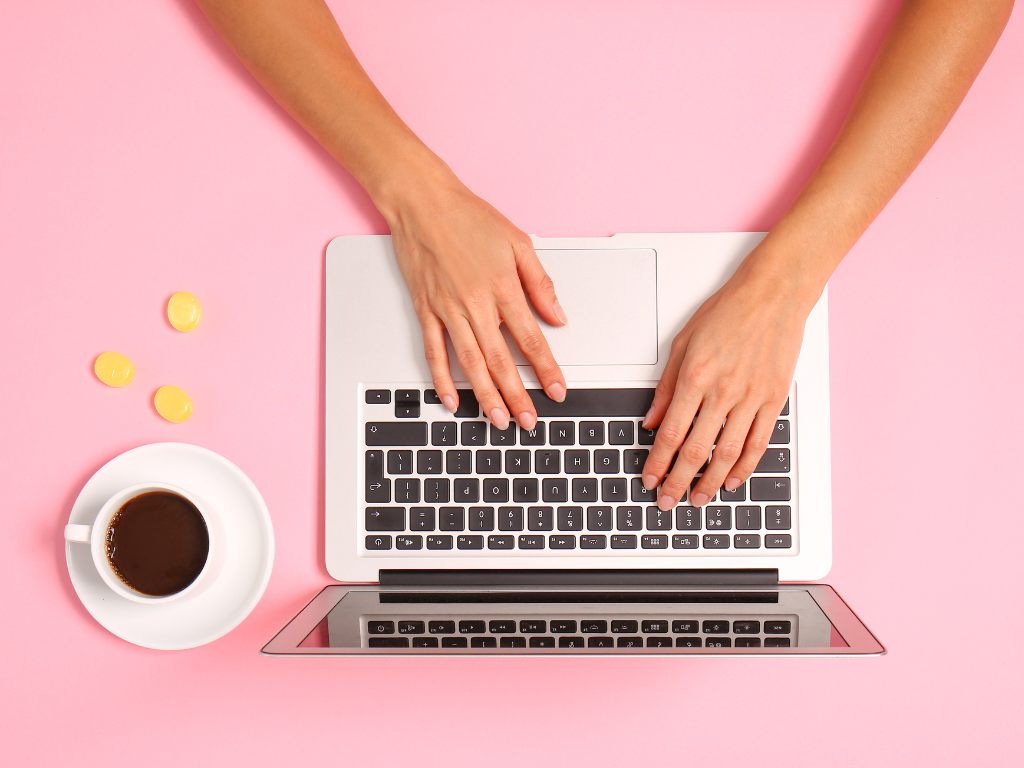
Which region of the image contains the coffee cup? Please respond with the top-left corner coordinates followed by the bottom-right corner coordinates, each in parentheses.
top-left (65, 481), bottom-right (225, 604)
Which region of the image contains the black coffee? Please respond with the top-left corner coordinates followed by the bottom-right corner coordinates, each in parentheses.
top-left (106, 491), bottom-right (210, 597)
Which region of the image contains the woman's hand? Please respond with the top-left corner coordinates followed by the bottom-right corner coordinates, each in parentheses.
top-left (640, 250), bottom-right (816, 512)
top-left (383, 160), bottom-right (568, 431)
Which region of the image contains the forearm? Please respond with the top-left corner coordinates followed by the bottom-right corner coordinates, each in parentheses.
top-left (747, 0), bottom-right (1014, 307)
top-left (194, 0), bottom-right (446, 216)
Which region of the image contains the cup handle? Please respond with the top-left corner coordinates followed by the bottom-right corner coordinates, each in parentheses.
top-left (64, 524), bottom-right (92, 543)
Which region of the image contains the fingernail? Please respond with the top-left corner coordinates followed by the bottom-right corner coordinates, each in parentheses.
top-left (642, 407), bottom-right (654, 428)
top-left (442, 395), bottom-right (457, 412)
top-left (489, 408), bottom-right (509, 430)
top-left (724, 477), bottom-right (740, 492)
top-left (553, 300), bottom-right (568, 325)
top-left (546, 382), bottom-right (566, 403)
top-left (642, 475), bottom-right (658, 493)
top-left (518, 412), bottom-right (536, 431)
top-left (658, 495), bottom-right (675, 511)
top-left (691, 492), bottom-right (708, 507)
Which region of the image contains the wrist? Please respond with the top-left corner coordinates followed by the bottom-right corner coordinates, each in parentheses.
top-left (359, 138), bottom-right (462, 226)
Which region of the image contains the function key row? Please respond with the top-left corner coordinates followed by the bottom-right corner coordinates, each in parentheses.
top-left (368, 619), bottom-right (790, 635)
top-left (364, 532), bottom-right (793, 550)
top-left (367, 636), bottom-right (792, 648)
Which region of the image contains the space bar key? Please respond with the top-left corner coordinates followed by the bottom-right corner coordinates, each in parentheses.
top-left (365, 422), bottom-right (428, 446)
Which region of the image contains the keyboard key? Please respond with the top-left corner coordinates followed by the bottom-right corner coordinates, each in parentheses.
top-left (519, 422), bottom-right (545, 445)
top-left (765, 620), bottom-right (792, 634)
top-left (541, 478), bottom-right (568, 503)
top-left (471, 637), bottom-right (497, 648)
top-left (549, 534), bottom-right (576, 549)
top-left (535, 450), bottom-right (561, 474)
top-left (469, 506), bottom-right (495, 531)
top-left (642, 620), bottom-right (668, 633)
top-left (764, 637), bottom-right (791, 647)
top-left (429, 620), bottom-right (455, 634)
top-left (594, 449), bottom-right (620, 474)
top-left (559, 637), bottom-right (586, 648)
top-left (611, 534), bottom-right (637, 549)
top-left (454, 389), bottom-right (479, 418)
top-left (395, 389), bottom-right (420, 419)
top-left (512, 478), bottom-right (538, 503)
top-left (616, 505), bottom-right (642, 531)
top-left (551, 620), bottom-right (577, 633)
top-left (676, 506), bottom-right (701, 530)
top-left (498, 506), bottom-right (524, 531)
top-left (550, 421), bottom-right (575, 445)
top-left (734, 534), bottom-right (761, 549)
top-left (483, 478), bottom-right (509, 503)
top-left (565, 450), bottom-right (590, 474)
top-left (623, 449), bottom-right (649, 474)
top-left (736, 506), bottom-right (761, 530)
top-left (424, 389), bottom-right (442, 404)
top-left (500, 637), bottom-right (526, 648)
top-left (520, 620), bottom-right (546, 633)
top-left (572, 478), bottom-right (598, 502)
top-left (617, 637), bottom-right (643, 648)
top-left (366, 421), bottom-right (427, 446)
top-left (431, 422), bottom-right (458, 446)
top-left (672, 620), bottom-right (699, 633)
top-left (453, 478), bottom-right (479, 503)
top-left (781, 397), bottom-right (790, 416)
top-left (581, 620), bottom-right (608, 633)
top-left (672, 534), bottom-right (699, 548)
top-left (601, 477), bottom-right (628, 502)
top-left (489, 620), bottom-right (517, 633)
top-left (476, 450), bottom-right (501, 474)
top-left (631, 477), bottom-right (657, 502)
top-left (641, 534), bottom-right (668, 549)
top-left (365, 389), bottom-right (391, 404)
top-left (368, 637), bottom-right (409, 648)
top-left (398, 620), bottom-right (425, 634)
top-left (646, 637), bottom-right (673, 647)
top-left (557, 506), bottom-right (583, 531)
top-left (608, 420), bottom-right (634, 445)
top-left (446, 450), bottom-right (472, 474)
top-left (587, 506), bottom-right (613, 531)
top-left (518, 534), bottom-right (545, 549)
top-left (646, 506), bottom-right (672, 530)
top-left (366, 507), bottom-right (404, 531)
top-left (505, 450), bottom-right (531, 474)
top-left (387, 450), bottom-right (413, 475)
top-left (720, 482), bottom-right (746, 502)
top-left (702, 534), bottom-right (729, 549)
top-left (705, 637), bottom-right (732, 648)
top-left (488, 535), bottom-right (515, 549)
top-left (755, 448), bottom-right (790, 473)
top-left (527, 506), bottom-right (554, 531)
top-left (751, 477), bottom-right (791, 501)
top-left (702, 619), bottom-right (730, 634)
top-left (423, 478), bottom-right (449, 503)
top-left (676, 637), bottom-right (702, 648)
top-left (529, 637), bottom-right (555, 648)
top-left (461, 421), bottom-right (487, 445)
top-left (580, 534), bottom-right (607, 549)
top-left (733, 620), bottom-right (760, 634)
top-left (769, 420), bottom-right (791, 444)
top-left (439, 507), bottom-right (465, 531)
top-left (766, 506), bottom-right (792, 530)
top-left (396, 535), bottom-right (422, 550)
top-left (705, 506), bottom-right (731, 530)
top-left (365, 450), bottom-right (389, 502)
top-left (417, 450), bottom-right (443, 474)
top-left (588, 637), bottom-right (614, 648)
top-left (441, 637), bottom-right (468, 648)
top-left (766, 534), bottom-right (793, 548)
top-left (459, 620), bottom-right (486, 634)
top-left (735, 637), bottom-right (762, 648)
top-left (580, 421), bottom-right (605, 445)
top-left (611, 620), bottom-right (639, 633)
top-left (395, 478), bottom-right (420, 503)
top-left (367, 621), bottom-right (395, 634)
top-left (638, 423), bottom-right (657, 445)
top-left (457, 535), bottom-right (484, 549)
top-left (490, 423), bottom-right (516, 446)
top-left (426, 535), bottom-right (453, 549)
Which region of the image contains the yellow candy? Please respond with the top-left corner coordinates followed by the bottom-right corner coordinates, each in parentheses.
top-left (94, 352), bottom-right (135, 388)
top-left (167, 292), bottom-right (202, 332)
top-left (154, 385), bottom-right (193, 423)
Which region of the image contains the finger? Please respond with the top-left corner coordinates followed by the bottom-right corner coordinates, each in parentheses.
top-left (514, 239), bottom-right (568, 327)
top-left (657, 407), bottom-right (727, 511)
top-left (643, 331), bottom-right (691, 430)
top-left (690, 404), bottom-right (758, 505)
top-left (444, 314), bottom-right (510, 429)
top-left (418, 311), bottom-right (458, 413)
top-left (640, 380), bottom-right (702, 494)
top-left (466, 312), bottom-right (539, 432)
top-left (501, 297), bottom-right (567, 404)
top-left (721, 406), bottom-right (782, 490)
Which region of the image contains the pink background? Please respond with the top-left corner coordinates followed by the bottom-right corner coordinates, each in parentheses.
top-left (2, 1), bottom-right (1022, 764)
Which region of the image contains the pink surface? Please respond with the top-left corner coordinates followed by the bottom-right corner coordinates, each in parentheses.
top-left (1, 1), bottom-right (1022, 765)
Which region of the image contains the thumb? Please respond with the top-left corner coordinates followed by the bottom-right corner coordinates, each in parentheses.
top-left (515, 239), bottom-right (568, 327)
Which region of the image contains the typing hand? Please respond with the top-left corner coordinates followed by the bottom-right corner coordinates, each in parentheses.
top-left (640, 256), bottom-right (812, 511)
top-left (386, 170), bottom-right (568, 431)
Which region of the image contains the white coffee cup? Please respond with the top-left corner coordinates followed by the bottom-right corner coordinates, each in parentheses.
top-left (65, 481), bottom-right (226, 604)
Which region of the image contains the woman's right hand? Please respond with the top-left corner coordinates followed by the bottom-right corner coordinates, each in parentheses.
top-left (380, 159), bottom-right (568, 431)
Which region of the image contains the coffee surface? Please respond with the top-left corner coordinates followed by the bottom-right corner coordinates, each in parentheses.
top-left (106, 491), bottom-right (209, 596)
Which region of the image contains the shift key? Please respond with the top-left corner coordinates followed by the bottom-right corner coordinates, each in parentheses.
top-left (750, 477), bottom-right (791, 502)
top-left (366, 422), bottom-right (428, 446)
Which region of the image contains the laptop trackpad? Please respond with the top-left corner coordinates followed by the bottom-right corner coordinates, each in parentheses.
top-left (502, 248), bottom-right (658, 367)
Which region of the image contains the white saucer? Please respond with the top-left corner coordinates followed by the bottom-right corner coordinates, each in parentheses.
top-left (66, 443), bottom-right (274, 650)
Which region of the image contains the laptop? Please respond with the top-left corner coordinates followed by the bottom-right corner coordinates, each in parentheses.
top-left (262, 233), bottom-right (884, 656)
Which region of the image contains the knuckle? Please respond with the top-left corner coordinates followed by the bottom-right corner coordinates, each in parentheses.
top-left (682, 364), bottom-right (712, 393)
top-left (656, 423), bottom-right (684, 446)
top-left (456, 346), bottom-right (484, 372)
top-left (660, 476), bottom-right (687, 498)
top-left (491, 278), bottom-right (520, 305)
top-left (516, 331), bottom-right (546, 358)
top-left (485, 348), bottom-right (515, 372)
top-left (682, 440), bottom-right (710, 466)
top-left (714, 441), bottom-right (743, 464)
top-left (423, 343), bottom-right (447, 365)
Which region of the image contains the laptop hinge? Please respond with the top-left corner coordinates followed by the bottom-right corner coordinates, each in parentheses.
top-left (378, 569), bottom-right (779, 588)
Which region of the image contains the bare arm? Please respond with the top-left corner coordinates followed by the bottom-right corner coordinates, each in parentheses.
top-left (194, 0), bottom-right (569, 431)
top-left (643, 0), bottom-right (1015, 510)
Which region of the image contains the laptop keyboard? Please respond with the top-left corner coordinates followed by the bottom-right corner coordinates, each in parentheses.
top-left (361, 386), bottom-right (795, 556)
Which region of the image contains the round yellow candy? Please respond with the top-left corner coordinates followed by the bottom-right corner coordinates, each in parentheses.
top-left (94, 352), bottom-right (135, 388)
top-left (154, 385), bottom-right (193, 423)
top-left (167, 292), bottom-right (202, 332)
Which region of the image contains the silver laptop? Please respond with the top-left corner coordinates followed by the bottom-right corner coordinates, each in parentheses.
top-left (262, 234), bottom-right (884, 656)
